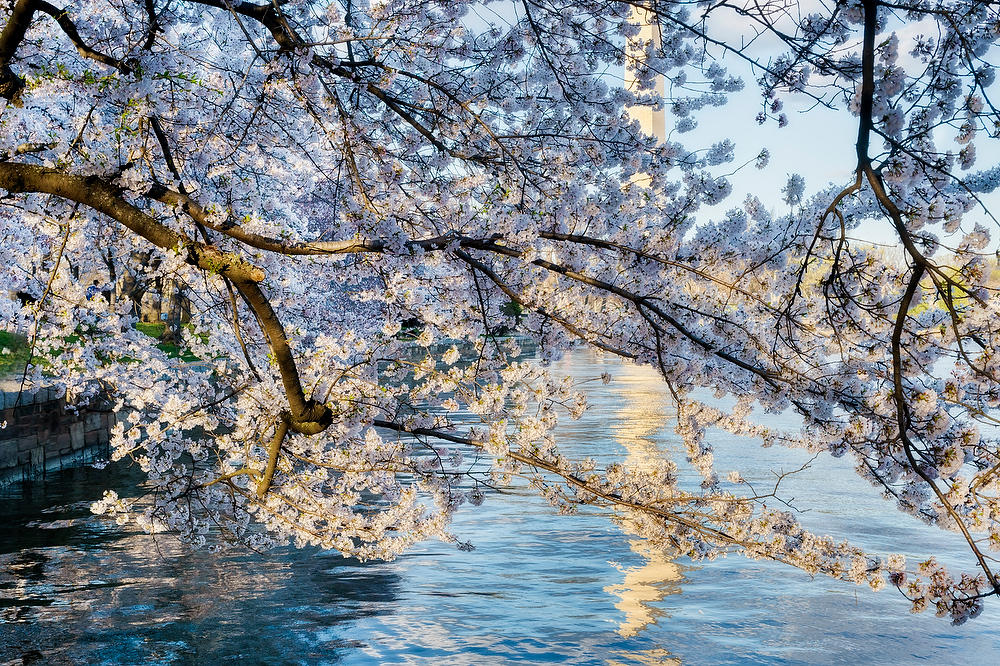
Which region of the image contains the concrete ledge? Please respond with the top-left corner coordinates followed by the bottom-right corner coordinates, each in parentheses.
top-left (0, 378), bottom-right (66, 408)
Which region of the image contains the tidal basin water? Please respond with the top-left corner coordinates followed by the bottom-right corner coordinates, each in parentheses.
top-left (3, 351), bottom-right (1000, 664)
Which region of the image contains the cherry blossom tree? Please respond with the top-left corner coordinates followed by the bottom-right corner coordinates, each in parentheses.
top-left (2, 0), bottom-right (1000, 624)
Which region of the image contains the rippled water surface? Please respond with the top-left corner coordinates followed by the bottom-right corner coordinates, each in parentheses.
top-left (3, 351), bottom-right (1000, 664)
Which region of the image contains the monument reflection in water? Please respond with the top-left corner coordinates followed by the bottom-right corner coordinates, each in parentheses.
top-left (3, 350), bottom-right (1000, 664)
top-left (603, 362), bottom-right (685, 641)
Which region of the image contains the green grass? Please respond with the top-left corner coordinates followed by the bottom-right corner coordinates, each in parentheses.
top-left (135, 321), bottom-right (200, 362)
top-left (135, 322), bottom-right (167, 338)
top-left (0, 331), bottom-right (30, 376)
top-left (0, 322), bottom-right (200, 375)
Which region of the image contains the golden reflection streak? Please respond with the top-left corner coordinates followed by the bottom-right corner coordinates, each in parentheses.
top-left (602, 360), bottom-right (685, 640)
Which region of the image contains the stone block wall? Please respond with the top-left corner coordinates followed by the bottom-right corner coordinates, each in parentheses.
top-left (0, 381), bottom-right (115, 486)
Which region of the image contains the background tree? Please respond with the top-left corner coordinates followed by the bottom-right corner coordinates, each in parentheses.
top-left (1, 0), bottom-right (999, 624)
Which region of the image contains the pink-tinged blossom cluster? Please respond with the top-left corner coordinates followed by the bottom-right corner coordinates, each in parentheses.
top-left (0, 0), bottom-right (998, 623)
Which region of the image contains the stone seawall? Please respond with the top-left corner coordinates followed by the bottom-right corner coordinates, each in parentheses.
top-left (0, 381), bottom-right (115, 486)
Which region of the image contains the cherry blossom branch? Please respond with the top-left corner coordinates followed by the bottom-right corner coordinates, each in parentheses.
top-left (0, 161), bottom-right (331, 434)
top-left (371, 417), bottom-right (886, 582)
top-left (256, 412), bottom-right (289, 498)
top-left (0, 0), bottom-right (36, 100)
top-left (452, 247), bottom-right (641, 359)
top-left (34, 0), bottom-right (131, 72)
top-left (845, 0), bottom-right (1000, 596)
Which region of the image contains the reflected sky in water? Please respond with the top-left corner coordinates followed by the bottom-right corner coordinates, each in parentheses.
top-left (3, 350), bottom-right (1000, 664)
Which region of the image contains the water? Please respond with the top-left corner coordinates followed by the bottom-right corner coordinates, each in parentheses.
top-left (3, 350), bottom-right (1000, 664)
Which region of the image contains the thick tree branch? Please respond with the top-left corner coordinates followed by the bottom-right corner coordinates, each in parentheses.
top-left (0, 163), bottom-right (264, 281)
top-left (0, 0), bottom-right (36, 100)
top-left (35, 0), bottom-right (130, 72)
top-left (257, 412), bottom-right (290, 498)
top-left (0, 161), bottom-right (330, 434)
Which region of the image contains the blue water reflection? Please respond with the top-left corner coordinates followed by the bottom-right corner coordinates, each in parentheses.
top-left (2, 350), bottom-right (1000, 664)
